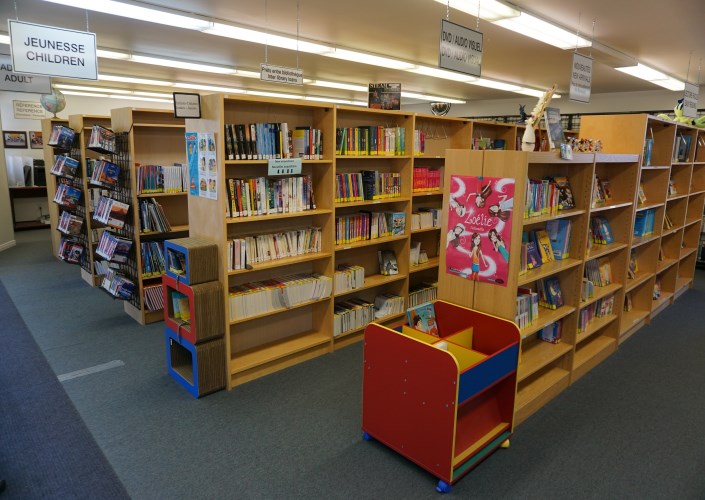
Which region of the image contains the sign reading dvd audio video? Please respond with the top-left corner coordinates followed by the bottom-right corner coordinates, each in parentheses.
top-left (8, 20), bottom-right (97, 80)
top-left (439, 19), bottom-right (482, 77)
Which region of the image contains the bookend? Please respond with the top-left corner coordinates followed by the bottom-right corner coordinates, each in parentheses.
top-left (361, 300), bottom-right (520, 493)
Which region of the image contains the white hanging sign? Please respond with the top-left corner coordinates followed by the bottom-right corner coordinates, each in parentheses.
top-left (8, 20), bottom-right (98, 80)
top-left (569, 53), bottom-right (592, 103)
top-left (260, 64), bottom-right (303, 86)
top-left (0, 54), bottom-right (51, 93)
top-left (683, 82), bottom-right (699, 119)
top-left (439, 19), bottom-right (482, 77)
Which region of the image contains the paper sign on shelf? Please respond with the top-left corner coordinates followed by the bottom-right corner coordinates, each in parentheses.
top-left (268, 158), bottom-right (302, 176)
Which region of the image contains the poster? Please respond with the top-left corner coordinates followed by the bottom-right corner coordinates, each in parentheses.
top-left (185, 131), bottom-right (218, 200)
top-left (445, 175), bottom-right (515, 286)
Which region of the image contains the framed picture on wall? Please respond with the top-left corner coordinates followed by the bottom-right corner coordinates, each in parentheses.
top-left (3, 131), bottom-right (28, 149)
top-left (29, 130), bottom-right (43, 149)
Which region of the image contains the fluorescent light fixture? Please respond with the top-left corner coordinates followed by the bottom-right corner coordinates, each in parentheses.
top-left (410, 66), bottom-right (477, 83)
top-left (305, 96), bottom-right (361, 105)
top-left (469, 78), bottom-right (522, 92)
top-left (246, 90), bottom-right (302, 99)
top-left (176, 83), bottom-right (246, 93)
top-left (108, 95), bottom-right (172, 103)
top-left (54, 83), bottom-right (132, 94)
top-left (42, 0), bottom-right (212, 30)
top-left (61, 90), bottom-right (111, 97)
top-left (99, 74), bottom-right (174, 86)
top-left (615, 63), bottom-right (685, 91)
top-left (493, 12), bottom-right (591, 50)
top-left (204, 23), bottom-right (333, 55)
top-left (433, 0), bottom-right (519, 21)
top-left (310, 80), bottom-right (368, 92)
top-left (133, 91), bottom-right (174, 98)
top-left (96, 49), bottom-right (130, 60)
top-left (130, 55), bottom-right (236, 74)
top-left (330, 49), bottom-right (416, 70)
top-left (0, 34), bottom-right (10, 44)
top-left (401, 92), bottom-right (466, 104)
top-left (235, 70), bottom-right (263, 79)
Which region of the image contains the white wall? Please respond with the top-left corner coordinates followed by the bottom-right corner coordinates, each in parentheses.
top-left (0, 90), bottom-right (173, 252)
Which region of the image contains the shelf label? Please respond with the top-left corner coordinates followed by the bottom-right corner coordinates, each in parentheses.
top-left (0, 55), bottom-right (51, 93)
top-left (268, 158), bottom-right (302, 176)
top-left (683, 82), bottom-right (699, 119)
top-left (9, 20), bottom-right (97, 80)
top-left (439, 19), bottom-right (482, 77)
top-left (569, 52), bottom-right (592, 103)
top-left (260, 63), bottom-right (303, 86)
top-left (173, 92), bottom-right (201, 118)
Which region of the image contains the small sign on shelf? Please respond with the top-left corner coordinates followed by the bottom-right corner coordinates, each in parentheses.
top-left (268, 158), bottom-right (302, 176)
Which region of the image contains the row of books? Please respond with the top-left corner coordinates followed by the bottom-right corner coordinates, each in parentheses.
top-left (170, 291), bottom-right (191, 322)
top-left (87, 125), bottom-right (116, 154)
top-left (228, 273), bottom-right (333, 321)
top-left (584, 257), bottom-right (613, 287)
top-left (57, 211), bottom-right (83, 236)
top-left (50, 155), bottom-right (80, 178)
top-left (591, 175), bottom-right (613, 207)
top-left (136, 163), bottom-right (188, 194)
top-left (634, 208), bottom-right (656, 237)
top-left (578, 294), bottom-right (615, 333)
top-left (58, 237), bottom-right (84, 264)
top-left (335, 211), bottom-right (406, 245)
top-left (96, 231), bottom-right (133, 263)
top-left (515, 287), bottom-right (540, 330)
top-left (54, 183), bottom-right (82, 210)
top-left (408, 282), bottom-right (438, 308)
top-left (413, 129), bottom-right (427, 156)
top-left (225, 175), bottom-right (316, 218)
top-left (334, 171), bottom-right (402, 202)
top-left (224, 123), bottom-right (323, 160)
top-left (523, 221), bottom-right (571, 272)
top-left (141, 241), bottom-right (167, 277)
top-left (94, 259), bottom-right (119, 277)
top-left (411, 208), bottom-right (441, 231)
top-left (538, 320), bottom-right (562, 343)
top-left (334, 299), bottom-right (375, 337)
top-left (410, 241), bottom-right (431, 267)
top-left (412, 167), bottom-right (442, 192)
top-left (336, 126), bottom-right (406, 156)
top-left (143, 283), bottom-right (165, 312)
top-left (334, 264), bottom-right (365, 295)
top-left (139, 198), bottom-right (171, 233)
top-left (48, 124), bottom-right (76, 150)
top-left (589, 216), bottom-right (614, 245)
top-left (226, 227), bottom-right (322, 271)
top-left (524, 176), bottom-right (574, 218)
top-left (93, 196), bottom-right (130, 230)
top-left (101, 268), bottom-right (135, 300)
top-left (89, 159), bottom-right (121, 189)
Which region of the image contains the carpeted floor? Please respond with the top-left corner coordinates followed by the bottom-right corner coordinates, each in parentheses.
top-left (1, 229), bottom-right (705, 499)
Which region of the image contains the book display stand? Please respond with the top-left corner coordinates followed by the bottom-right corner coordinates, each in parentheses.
top-left (163, 237), bottom-right (225, 398)
top-left (42, 117), bottom-right (71, 259)
top-left (362, 300), bottom-right (520, 493)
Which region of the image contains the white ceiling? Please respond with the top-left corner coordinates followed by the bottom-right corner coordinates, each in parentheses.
top-left (2, 0), bottom-right (704, 105)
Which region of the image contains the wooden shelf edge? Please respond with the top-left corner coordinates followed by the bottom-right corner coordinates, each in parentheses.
top-left (520, 306), bottom-right (576, 339)
top-left (517, 259), bottom-right (582, 286)
top-left (334, 273), bottom-right (406, 298)
top-left (228, 251), bottom-right (332, 275)
top-left (230, 330), bottom-right (331, 375)
top-left (576, 314), bottom-right (618, 344)
top-left (518, 341), bottom-right (572, 382)
top-left (229, 296), bottom-right (331, 325)
top-left (515, 368), bottom-right (570, 425)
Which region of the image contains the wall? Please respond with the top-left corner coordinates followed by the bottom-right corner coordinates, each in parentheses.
top-left (0, 90), bottom-right (173, 252)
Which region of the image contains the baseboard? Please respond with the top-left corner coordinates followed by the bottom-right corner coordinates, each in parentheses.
top-left (0, 239), bottom-right (17, 252)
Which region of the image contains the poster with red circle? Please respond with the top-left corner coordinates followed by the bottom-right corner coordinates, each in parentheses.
top-left (445, 175), bottom-right (515, 286)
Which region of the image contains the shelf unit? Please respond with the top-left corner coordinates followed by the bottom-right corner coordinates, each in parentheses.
top-left (111, 108), bottom-right (189, 325)
top-left (41, 117), bottom-right (70, 260)
top-left (581, 114), bottom-right (705, 340)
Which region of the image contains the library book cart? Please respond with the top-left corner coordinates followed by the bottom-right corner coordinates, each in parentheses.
top-left (361, 300), bottom-right (520, 493)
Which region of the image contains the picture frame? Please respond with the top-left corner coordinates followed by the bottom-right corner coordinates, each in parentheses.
top-left (3, 131), bottom-right (28, 149)
top-left (29, 130), bottom-right (43, 149)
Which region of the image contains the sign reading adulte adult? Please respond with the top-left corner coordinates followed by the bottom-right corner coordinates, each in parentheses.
top-left (8, 20), bottom-right (97, 80)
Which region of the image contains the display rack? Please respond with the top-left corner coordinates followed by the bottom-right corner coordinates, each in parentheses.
top-left (111, 108), bottom-right (189, 324)
top-left (42, 117), bottom-right (70, 260)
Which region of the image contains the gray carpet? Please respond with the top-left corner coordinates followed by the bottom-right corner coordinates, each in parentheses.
top-left (1, 229), bottom-right (705, 499)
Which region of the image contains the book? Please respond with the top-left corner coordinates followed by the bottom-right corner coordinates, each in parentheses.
top-left (553, 176), bottom-right (575, 210)
top-left (544, 107), bottom-right (564, 150)
top-left (526, 240), bottom-right (542, 269)
top-left (534, 229), bottom-right (554, 263)
top-left (637, 183), bottom-right (647, 204)
top-left (545, 219), bottom-right (571, 260)
top-left (378, 249), bottom-right (399, 276)
top-left (406, 301), bottom-right (439, 337)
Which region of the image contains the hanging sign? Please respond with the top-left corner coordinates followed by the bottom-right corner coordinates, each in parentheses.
top-left (439, 19), bottom-right (482, 77)
top-left (173, 92), bottom-right (201, 118)
top-left (445, 175), bottom-right (514, 286)
top-left (0, 55), bottom-right (52, 93)
top-left (13, 100), bottom-right (46, 119)
top-left (683, 82), bottom-right (699, 119)
top-left (8, 20), bottom-right (97, 80)
top-left (260, 63), bottom-right (303, 85)
top-left (569, 52), bottom-right (592, 103)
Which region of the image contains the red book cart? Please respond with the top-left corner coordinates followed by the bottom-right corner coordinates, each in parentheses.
top-left (362, 300), bottom-right (520, 493)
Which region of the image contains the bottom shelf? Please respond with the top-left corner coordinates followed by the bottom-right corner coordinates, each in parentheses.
top-left (572, 335), bottom-right (617, 382)
top-left (229, 329), bottom-right (331, 387)
top-left (619, 309), bottom-right (650, 341)
top-left (515, 366), bottom-right (570, 425)
top-left (651, 291), bottom-right (674, 318)
top-left (674, 277), bottom-right (692, 299)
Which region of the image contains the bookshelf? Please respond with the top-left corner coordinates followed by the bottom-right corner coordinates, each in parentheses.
top-left (111, 108), bottom-right (189, 325)
top-left (42, 117), bottom-right (70, 260)
top-left (580, 114), bottom-right (705, 340)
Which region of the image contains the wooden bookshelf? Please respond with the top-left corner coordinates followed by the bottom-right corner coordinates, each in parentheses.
top-left (111, 108), bottom-right (189, 324)
top-left (42, 117), bottom-right (70, 260)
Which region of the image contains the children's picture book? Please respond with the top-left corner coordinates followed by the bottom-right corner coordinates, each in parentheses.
top-left (526, 240), bottom-right (543, 269)
top-left (378, 250), bottom-right (399, 276)
top-left (406, 301), bottom-right (439, 337)
top-left (544, 107), bottom-right (565, 151)
top-left (545, 219), bottom-right (571, 260)
top-left (368, 83), bottom-right (401, 110)
top-left (553, 176), bottom-right (575, 210)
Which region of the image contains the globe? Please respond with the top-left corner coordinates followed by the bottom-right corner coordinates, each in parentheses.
top-left (430, 102), bottom-right (451, 116)
top-left (40, 89), bottom-right (66, 118)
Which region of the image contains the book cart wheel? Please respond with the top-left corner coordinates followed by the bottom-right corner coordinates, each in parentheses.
top-left (362, 432), bottom-right (373, 441)
top-left (436, 480), bottom-right (452, 494)
top-left (501, 439), bottom-right (510, 449)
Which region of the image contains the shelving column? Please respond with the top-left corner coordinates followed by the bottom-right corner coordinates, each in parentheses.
top-left (42, 117), bottom-right (70, 260)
